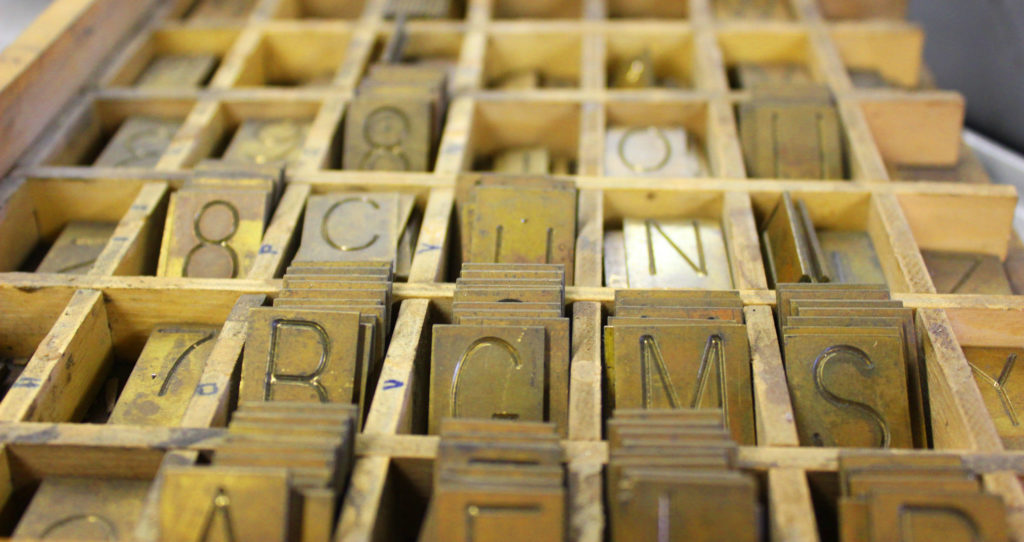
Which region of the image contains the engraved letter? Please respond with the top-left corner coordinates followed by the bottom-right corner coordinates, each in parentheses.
top-left (197, 488), bottom-right (237, 542)
top-left (640, 335), bottom-right (683, 409)
top-left (321, 197), bottom-right (381, 252)
top-left (969, 352), bottom-right (1019, 425)
top-left (452, 337), bottom-right (523, 420)
top-left (813, 345), bottom-right (891, 448)
top-left (265, 319), bottom-right (330, 402)
top-left (645, 219), bottom-right (707, 277)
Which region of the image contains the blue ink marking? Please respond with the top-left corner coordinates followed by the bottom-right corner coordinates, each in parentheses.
top-left (443, 144), bottom-right (463, 155)
top-left (196, 383), bottom-right (219, 396)
top-left (113, 236), bottom-right (129, 242)
top-left (382, 379), bottom-right (403, 390)
top-left (131, 204), bottom-right (148, 211)
top-left (417, 243), bottom-right (441, 254)
top-left (12, 377), bottom-right (41, 389)
top-left (259, 244), bottom-right (278, 255)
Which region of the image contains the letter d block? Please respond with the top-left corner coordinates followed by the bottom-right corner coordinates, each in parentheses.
top-left (240, 308), bottom-right (364, 404)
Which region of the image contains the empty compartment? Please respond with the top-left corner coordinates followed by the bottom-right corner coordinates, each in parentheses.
top-left (604, 100), bottom-right (711, 177)
top-left (0, 288), bottom-right (74, 404)
top-left (105, 27), bottom-right (238, 89)
top-left (464, 100), bottom-right (580, 174)
top-left (484, 32), bottom-right (581, 89)
top-left (606, 29), bottom-right (696, 89)
top-left (41, 98), bottom-right (193, 168)
top-left (897, 190), bottom-right (1020, 294)
top-left (233, 27), bottom-right (352, 87)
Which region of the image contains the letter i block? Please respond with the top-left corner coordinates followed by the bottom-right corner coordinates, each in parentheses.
top-left (240, 308), bottom-right (364, 404)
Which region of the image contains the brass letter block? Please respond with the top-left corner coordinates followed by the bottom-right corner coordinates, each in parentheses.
top-left (160, 466), bottom-right (290, 542)
top-left (866, 491), bottom-right (1007, 542)
top-left (604, 126), bottom-right (705, 178)
top-left (35, 221), bottom-right (117, 274)
top-left (429, 325), bottom-right (547, 434)
top-left (241, 308), bottom-right (365, 404)
top-left (622, 218), bottom-right (733, 289)
top-left (136, 54), bottom-right (219, 89)
top-left (493, 147), bottom-right (552, 175)
top-left (343, 94), bottom-right (434, 171)
top-left (714, 0), bottom-right (790, 20)
top-left (732, 62), bottom-right (813, 90)
top-left (13, 477), bottom-right (150, 540)
top-left (293, 192), bottom-right (415, 264)
top-left (108, 325), bottom-right (219, 426)
top-left (608, 323), bottom-right (754, 445)
top-left (222, 119), bottom-right (310, 168)
top-left (157, 187), bottom-right (269, 278)
top-left (760, 193), bottom-right (826, 285)
top-left (783, 328), bottom-right (914, 448)
top-left (435, 486), bottom-right (565, 542)
top-left (384, 0), bottom-right (454, 18)
top-left (816, 231), bottom-right (887, 285)
top-left (94, 116), bottom-right (180, 168)
top-left (465, 180), bottom-right (577, 284)
top-left (739, 88), bottom-right (844, 180)
top-left (922, 250), bottom-right (1014, 295)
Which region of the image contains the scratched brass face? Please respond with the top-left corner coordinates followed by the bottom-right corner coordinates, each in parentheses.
top-left (434, 484), bottom-right (565, 542)
top-left (760, 193), bottom-right (824, 286)
top-left (621, 217), bottom-right (733, 289)
top-left (611, 471), bottom-right (758, 542)
top-left (604, 126), bottom-right (705, 178)
top-left (713, 0), bottom-right (790, 19)
top-left (343, 94), bottom-right (435, 172)
top-left (963, 346), bottom-right (1024, 449)
top-left (13, 477), bottom-right (150, 541)
top-left (135, 54), bottom-right (219, 89)
top-left (611, 49), bottom-right (655, 89)
top-left (739, 88), bottom-right (844, 180)
top-left (866, 491), bottom-right (1008, 542)
top-left (294, 192), bottom-right (416, 264)
top-left (240, 308), bottom-right (364, 404)
top-left (428, 325), bottom-right (547, 434)
top-left (35, 221), bottom-right (116, 274)
top-left (187, 0), bottom-right (257, 20)
top-left (108, 325), bottom-right (219, 426)
top-left (222, 119), bottom-right (310, 167)
top-left (731, 62), bottom-right (813, 90)
top-left (160, 466), bottom-right (290, 542)
top-left (158, 187), bottom-right (268, 279)
top-left (608, 323), bottom-right (754, 445)
top-left (816, 230), bottom-right (887, 285)
top-left (921, 250), bottom-right (1014, 295)
top-left (465, 180), bottom-right (577, 284)
top-left (493, 147), bottom-right (552, 174)
top-left (94, 116), bottom-right (179, 168)
top-left (783, 327), bottom-right (914, 448)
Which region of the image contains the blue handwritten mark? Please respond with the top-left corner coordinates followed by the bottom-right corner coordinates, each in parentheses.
top-left (113, 236), bottom-right (129, 243)
top-left (196, 383), bottom-right (219, 396)
top-left (259, 244), bottom-right (278, 255)
top-left (12, 377), bottom-right (41, 389)
top-left (382, 379), bottom-right (403, 390)
top-left (417, 243), bottom-right (441, 254)
top-left (131, 204), bottom-right (149, 211)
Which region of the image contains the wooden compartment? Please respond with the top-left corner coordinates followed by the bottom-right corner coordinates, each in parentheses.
top-left (492, 0), bottom-right (582, 19)
top-left (38, 98), bottom-right (194, 168)
top-left (897, 188), bottom-right (1019, 293)
top-left (830, 23), bottom-right (924, 89)
top-left (607, 0), bottom-right (688, 19)
top-left (605, 27), bottom-right (696, 89)
top-left (463, 100), bottom-right (581, 173)
top-left (483, 30), bottom-right (582, 89)
top-left (230, 25), bottom-right (353, 87)
top-left (103, 26), bottom-right (238, 89)
top-left (749, 190), bottom-right (913, 292)
top-left (269, 0), bottom-right (367, 19)
top-left (717, 27), bottom-right (822, 89)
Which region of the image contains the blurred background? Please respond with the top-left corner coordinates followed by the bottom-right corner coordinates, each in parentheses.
top-left (1, 0), bottom-right (1022, 217)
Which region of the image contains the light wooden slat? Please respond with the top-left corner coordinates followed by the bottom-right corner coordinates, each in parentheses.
top-left (247, 182), bottom-right (311, 279)
top-left (569, 301), bottom-right (602, 441)
top-left (90, 181), bottom-right (169, 276)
